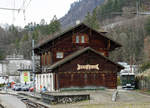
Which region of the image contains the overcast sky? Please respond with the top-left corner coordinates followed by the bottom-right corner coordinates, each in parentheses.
top-left (0, 0), bottom-right (78, 27)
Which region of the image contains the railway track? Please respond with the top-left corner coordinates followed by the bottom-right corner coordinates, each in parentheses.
top-left (0, 104), bottom-right (4, 108)
top-left (19, 97), bottom-right (49, 108)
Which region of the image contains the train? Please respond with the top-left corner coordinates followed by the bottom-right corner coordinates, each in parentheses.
top-left (120, 72), bottom-right (135, 89)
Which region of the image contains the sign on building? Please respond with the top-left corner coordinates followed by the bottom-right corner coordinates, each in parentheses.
top-left (20, 71), bottom-right (30, 83)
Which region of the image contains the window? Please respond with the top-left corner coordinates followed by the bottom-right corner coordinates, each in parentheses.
top-left (73, 34), bottom-right (88, 43)
top-left (56, 52), bottom-right (63, 58)
top-left (76, 36), bottom-right (79, 43)
top-left (81, 36), bottom-right (85, 43)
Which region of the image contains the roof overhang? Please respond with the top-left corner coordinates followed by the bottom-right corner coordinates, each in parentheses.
top-left (34, 23), bottom-right (122, 54)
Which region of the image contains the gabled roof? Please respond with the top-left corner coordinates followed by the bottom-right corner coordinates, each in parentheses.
top-left (48, 47), bottom-right (124, 71)
top-left (34, 23), bottom-right (122, 52)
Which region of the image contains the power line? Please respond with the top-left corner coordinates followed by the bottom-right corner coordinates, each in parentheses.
top-left (16, 0), bottom-right (33, 25)
top-left (12, 0), bottom-right (16, 24)
top-left (20, 0), bottom-right (27, 10)
top-left (23, 9), bottom-right (26, 24)
top-left (25, 0), bottom-right (32, 9)
top-left (23, 0), bottom-right (32, 25)
top-left (15, 0), bottom-right (27, 25)
top-left (0, 0), bottom-right (32, 26)
top-left (0, 7), bottom-right (21, 11)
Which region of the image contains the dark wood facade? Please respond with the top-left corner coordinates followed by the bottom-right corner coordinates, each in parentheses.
top-left (52, 49), bottom-right (122, 89)
top-left (34, 23), bottom-right (123, 90)
top-left (34, 23), bottom-right (121, 66)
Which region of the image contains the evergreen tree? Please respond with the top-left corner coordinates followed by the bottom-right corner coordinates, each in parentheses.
top-left (84, 9), bottom-right (100, 30)
top-left (0, 49), bottom-right (4, 59)
top-left (48, 15), bottom-right (61, 34)
top-left (22, 33), bottom-right (29, 42)
top-left (145, 17), bottom-right (150, 35)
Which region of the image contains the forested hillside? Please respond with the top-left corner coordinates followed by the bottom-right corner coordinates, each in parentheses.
top-left (108, 16), bottom-right (148, 63)
top-left (0, 15), bottom-right (61, 59)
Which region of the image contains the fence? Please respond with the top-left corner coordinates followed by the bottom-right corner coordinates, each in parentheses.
top-left (136, 76), bottom-right (150, 90)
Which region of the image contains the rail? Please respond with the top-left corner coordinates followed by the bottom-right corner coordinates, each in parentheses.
top-left (21, 98), bottom-right (49, 108)
top-left (0, 104), bottom-right (5, 108)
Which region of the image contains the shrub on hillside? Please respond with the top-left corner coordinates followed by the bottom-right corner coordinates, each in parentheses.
top-left (139, 62), bottom-right (150, 72)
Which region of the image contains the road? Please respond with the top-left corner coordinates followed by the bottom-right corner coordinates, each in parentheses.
top-left (0, 94), bottom-right (26, 108)
top-left (117, 89), bottom-right (150, 103)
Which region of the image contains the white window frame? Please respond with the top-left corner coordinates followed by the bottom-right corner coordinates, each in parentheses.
top-left (76, 36), bottom-right (79, 43)
top-left (81, 36), bottom-right (85, 43)
top-left (56, 52), bottom-right (63, 58)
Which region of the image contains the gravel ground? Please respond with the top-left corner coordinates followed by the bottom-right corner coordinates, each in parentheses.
top-left (0, 94), bottom-right (26, 108)
top-left (2, 88), bottom-right (150, 108)
top-left (51, 89), bottom-right (150, 108)
top-left (117, 87), bottom-right (150, 103)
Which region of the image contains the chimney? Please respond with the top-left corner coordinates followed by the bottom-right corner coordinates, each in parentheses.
top-left (76, 20), bottom-right (80, 25)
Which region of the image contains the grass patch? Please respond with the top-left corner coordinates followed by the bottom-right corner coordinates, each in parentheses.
top-left (137, 89), bottom-right (150, 95)
top-left (60, 87), bottom-right (106, 92)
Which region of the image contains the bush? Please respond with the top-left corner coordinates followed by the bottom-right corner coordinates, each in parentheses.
top-left (139, 62), bottom-right (150, 72)
top-left (0, 83), bottom-right (5, 87)
top-left (117, 76), bottom-right (121, 85)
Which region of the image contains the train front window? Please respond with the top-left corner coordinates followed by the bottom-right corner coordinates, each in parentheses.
top-left (121, 75), bottom-right (127, 81)
top-left (129, 75), bottom-right (134, 80)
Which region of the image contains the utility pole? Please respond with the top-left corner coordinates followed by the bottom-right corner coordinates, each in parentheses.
top-left (32, 40), bottom-right (35, 95)
top-left (136, 0), bottom-right (140, 16)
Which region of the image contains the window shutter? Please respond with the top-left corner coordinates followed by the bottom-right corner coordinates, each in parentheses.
top-left (41, 55), bottom-right (43, 66)
top-left (48, 52), bottom-right (50, 65)
top-left (85, 35), bottom-right (89, 43)
top-left (45, 53), bottom-right (47, 65)
top-left (72, 35), bottom-right (76, 43)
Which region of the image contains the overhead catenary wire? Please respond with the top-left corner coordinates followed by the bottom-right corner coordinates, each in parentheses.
top-left (0, 0), bottom-right (25, 25)
top-left (16, 0), bottom-right (27, 16)
top-left (0, 7), bottom-right (21, 11)
top-left (17, 0), bottom-right (32, 25)
top-left (25, 0), bottom-right (32, 9)
top-left (0, 0), bottom-right (33, 26)
top-left (12, 0), bottom-right (16, 24)
top-left (15, 0), bottom-right (28, 25)
top-left (20, 0), bottom-right (27, 10)
top-left (23, 0), bottom-right (33, 25)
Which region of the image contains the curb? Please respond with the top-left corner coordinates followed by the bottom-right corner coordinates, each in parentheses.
top-left (112, 90), bottom-right (118, 102)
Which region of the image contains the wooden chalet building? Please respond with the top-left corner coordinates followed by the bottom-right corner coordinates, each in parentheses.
top-left (34, 23), bottom-right (124, 92)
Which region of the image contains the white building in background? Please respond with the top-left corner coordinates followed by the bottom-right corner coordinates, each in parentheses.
top-left (118, 62), bottom-right (138, 74)
top-left (0, 54), bottom-right (33, 83)
top-left (0, 60), bottom-right (9, 84)
top-left (0, 60), bottom-right (8, 76)
top-left (19, 70), bottom-right (32, 84)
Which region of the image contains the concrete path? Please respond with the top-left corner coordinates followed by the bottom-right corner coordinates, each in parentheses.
top-left (0, 94), bottom-right (26, 108)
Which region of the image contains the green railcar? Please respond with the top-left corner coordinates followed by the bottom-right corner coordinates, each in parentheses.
top-left (120, 72), bottom-right (135, 89)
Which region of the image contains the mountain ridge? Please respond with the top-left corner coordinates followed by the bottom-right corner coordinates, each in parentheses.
top-left (60, 0), bottom-right (105, 29)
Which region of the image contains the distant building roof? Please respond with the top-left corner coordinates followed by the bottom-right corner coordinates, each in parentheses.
top-left (6, 54), bottom-right (24, 60)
